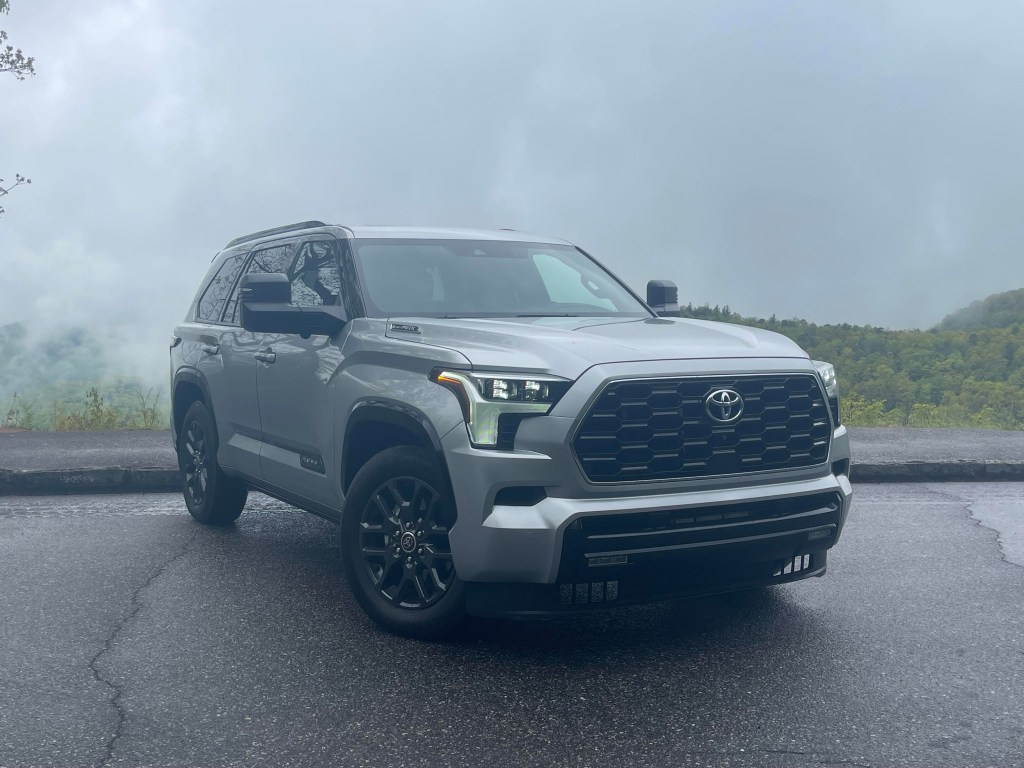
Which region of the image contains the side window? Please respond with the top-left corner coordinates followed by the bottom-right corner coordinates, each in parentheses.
top-left (532, 253), bottom-right (616, 311)
top-left (289, 241), bottom-right (341, 307)
top-left (225, 243), bottom-right (296, 324)
top-left (195, 252), bottom-right (247, 323)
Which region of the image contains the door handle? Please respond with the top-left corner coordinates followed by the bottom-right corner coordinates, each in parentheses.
top-left (201, 344), bottom-right (220, 355)
top-left (254, 350), bottom-right (277, 364)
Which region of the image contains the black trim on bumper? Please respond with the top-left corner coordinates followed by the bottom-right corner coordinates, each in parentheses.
top-left (465, 551), bottom-right (827, 618)
top-left (464, 492), bottom-right (842, 618)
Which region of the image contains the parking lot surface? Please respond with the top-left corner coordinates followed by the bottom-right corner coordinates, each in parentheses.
top-left (1, 484), bottom-right (1022, 767)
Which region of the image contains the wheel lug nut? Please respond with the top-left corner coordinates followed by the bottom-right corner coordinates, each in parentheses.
top-left (405, 522), bottom-right (413, 530)
top-left (418, 547), bottom-right (424, 554)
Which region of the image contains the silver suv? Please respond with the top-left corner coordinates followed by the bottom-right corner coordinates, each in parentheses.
top-left (171, 222), bottom-right (852, 638)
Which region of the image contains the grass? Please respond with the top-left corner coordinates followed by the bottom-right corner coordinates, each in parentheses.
top-left (2, 386), bottom-right (168, 431)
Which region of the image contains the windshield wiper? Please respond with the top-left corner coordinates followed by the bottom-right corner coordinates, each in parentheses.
top-left (515, 313), bottom-right (580, 317)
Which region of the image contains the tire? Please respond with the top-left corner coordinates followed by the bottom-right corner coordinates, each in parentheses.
top-left (341, 446), bottom-right (465, 640)
top-left (178, 401), bottom-right (247, 526)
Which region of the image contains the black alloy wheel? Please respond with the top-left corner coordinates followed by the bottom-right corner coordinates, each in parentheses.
top-left (342, 446), bottom-right (465, 639)
top-left (178, 401), bottom-right (247, 525)
top-left (183, 419), bottom-right (210, 507)
top-left (359, 476), bottom-right (456, 609)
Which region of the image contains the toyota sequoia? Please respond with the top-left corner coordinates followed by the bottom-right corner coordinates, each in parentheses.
top-left (170, 222), bottom-right (853, 639)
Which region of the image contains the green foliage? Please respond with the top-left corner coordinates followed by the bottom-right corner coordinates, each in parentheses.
top-left (0, 322), bottom-right (168, 431)
top-left (680, 302), bottom-right (1024, 430)
top-left (934, 287), bottom-right (1024, 332)
top-left (3, 386), bottom-right (168, 431)
top-left (2, 392), bottom-right (35, 429)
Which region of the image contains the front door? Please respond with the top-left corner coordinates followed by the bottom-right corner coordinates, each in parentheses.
top-left (255, 237), bottom-right (348, 511)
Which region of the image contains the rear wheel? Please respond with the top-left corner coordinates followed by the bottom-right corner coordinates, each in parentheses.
top-left (342, 446), bottom-right (464, 640)
top-left (178, 401), bottom-right (247, 525)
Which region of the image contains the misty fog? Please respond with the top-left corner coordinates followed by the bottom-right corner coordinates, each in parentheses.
top-left (3, 0), bottom-right (1024, 387)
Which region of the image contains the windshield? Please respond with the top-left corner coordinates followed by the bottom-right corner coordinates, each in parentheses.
top-left (352, 239), bottom-right (652, 318)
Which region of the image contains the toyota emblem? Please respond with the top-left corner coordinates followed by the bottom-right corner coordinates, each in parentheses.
top-left (705, 388), bottom-right (744, 423)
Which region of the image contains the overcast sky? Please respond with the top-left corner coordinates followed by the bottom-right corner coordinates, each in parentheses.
top-left (3, 0), bottom-right (1024, 380)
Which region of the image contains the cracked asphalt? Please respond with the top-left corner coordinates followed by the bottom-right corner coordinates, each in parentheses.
top-left (0, 485), bottom-right (1022, 768)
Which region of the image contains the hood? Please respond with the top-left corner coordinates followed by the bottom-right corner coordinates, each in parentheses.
top-left (386, 316), bottom-right (808, 379)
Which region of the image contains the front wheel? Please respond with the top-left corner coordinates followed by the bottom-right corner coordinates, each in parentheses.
top-left (341, 446), bottom-right (464, 640)
top-left (178, 401), bottom-right (247, 526)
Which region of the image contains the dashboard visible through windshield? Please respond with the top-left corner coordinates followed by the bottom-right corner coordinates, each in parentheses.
top-left (351, 239), bottom-right (652, 318)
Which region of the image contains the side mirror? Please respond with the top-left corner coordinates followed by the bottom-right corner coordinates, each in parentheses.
top-left (646, 280), bottom-right (680, 318)
top-left (240, 273), bottom-right (290, 304)
top-left (240, 273), bottom-right (347, 337)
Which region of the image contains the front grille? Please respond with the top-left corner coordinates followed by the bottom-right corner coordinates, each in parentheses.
top-left (573, 374), bottom-right (832, 483)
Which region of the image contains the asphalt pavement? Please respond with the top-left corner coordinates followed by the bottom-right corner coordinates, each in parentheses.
top-left (1, 428), bottom-right (1023, 494)
top-left (1, 484), bottom-right (1022, 767)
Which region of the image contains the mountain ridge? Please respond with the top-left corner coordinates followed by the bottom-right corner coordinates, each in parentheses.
top-left (934, 287), bottom-right (1024, 332)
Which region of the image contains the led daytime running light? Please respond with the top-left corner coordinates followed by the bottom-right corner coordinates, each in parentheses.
top-left (431, 370), bottom-right (570, 447)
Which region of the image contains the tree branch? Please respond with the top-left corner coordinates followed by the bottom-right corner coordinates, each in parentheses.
top-left (0, 173), bottom-right (31, 217)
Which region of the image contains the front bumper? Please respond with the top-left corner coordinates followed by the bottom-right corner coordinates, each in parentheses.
top-left (444, 429), bottom-right (852, 614)
top-left (441, 360), bottom-right (853, 617)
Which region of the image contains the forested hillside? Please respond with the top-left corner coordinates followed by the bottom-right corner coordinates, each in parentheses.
top-left (5, 289), bottom-right (1024, 431)
top-left (681, 303), bottom-right (1024, 429)
top-left (935, 287), bottom-right (1024, 332)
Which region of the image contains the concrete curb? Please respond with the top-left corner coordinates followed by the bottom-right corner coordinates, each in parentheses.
top-left (852, 461), bottom-right (1024, 483)
top-left (0, 467), bottom-right (179, 496)
top-left (1, 461), bottom-right (1023, 495)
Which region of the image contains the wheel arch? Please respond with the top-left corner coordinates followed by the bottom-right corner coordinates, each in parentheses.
top-left (172, 368), bottom-right (215, 450)
top-left (341, 401), bottom-right (450, 494)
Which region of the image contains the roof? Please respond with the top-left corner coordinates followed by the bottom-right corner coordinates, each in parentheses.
top-left (225, 222), bottom-right (574, 251)
top-left (339, 225), bottom-right (573, 246)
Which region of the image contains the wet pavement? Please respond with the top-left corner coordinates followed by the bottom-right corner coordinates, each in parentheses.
top-left (1, 485), bottom-right (1022, 767)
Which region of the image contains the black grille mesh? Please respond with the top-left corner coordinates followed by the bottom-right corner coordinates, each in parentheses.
top-left (573, 375), bottom-right (832, 483)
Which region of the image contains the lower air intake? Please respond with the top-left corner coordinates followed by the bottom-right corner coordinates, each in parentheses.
top-left (774, 554), bottom-right (811, 577)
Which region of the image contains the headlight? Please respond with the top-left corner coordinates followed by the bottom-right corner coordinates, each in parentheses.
top-left (813, 360), bottom-right (841, 426)
top-left (813, 360), bottom-right (837, 396)
top-left (431, 370), bottom-right (571, 447)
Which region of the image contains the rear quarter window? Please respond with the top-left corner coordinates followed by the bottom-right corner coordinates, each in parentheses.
top-left (196, 252), bottom-right (247, 323)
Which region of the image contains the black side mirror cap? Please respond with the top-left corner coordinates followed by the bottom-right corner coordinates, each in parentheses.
top-left (646, 280), bottom-right (680, 318)
top-left (239, 272), bottom-right (347, 337)
top-left (240, 272), bottom-right (291, 304)
top-left (242, 302), bottom-right (347, 337)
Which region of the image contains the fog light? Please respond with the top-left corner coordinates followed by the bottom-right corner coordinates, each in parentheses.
top-left (808, 527), bottom-right (831, 542)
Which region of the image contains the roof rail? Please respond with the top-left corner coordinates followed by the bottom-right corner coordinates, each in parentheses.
top-left (225, 220), bottom-right (328, 249)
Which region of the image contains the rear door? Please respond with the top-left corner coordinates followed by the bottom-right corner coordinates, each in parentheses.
top-left (254, 236), bottom-right (349, 510)
top-left (214, 240), bottom-right (298, 475)
top-left (187, 247), bottom-right (263, 477)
